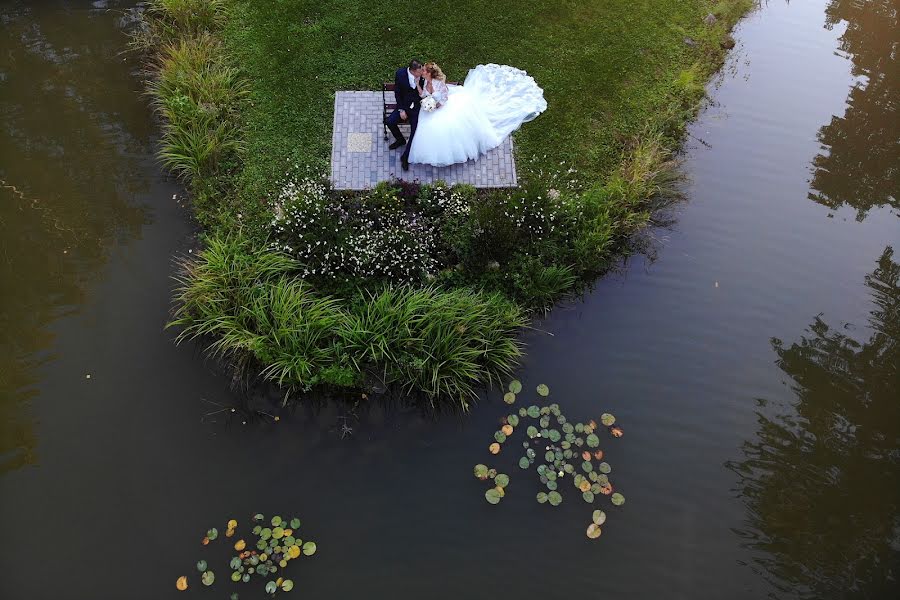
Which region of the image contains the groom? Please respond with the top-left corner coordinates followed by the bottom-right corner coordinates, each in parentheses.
top-left (384, 59), bottom-right (425, 171)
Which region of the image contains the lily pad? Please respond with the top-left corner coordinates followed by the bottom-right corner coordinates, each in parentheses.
top-left (518, 407), bottom-right (527, 417)
top-left (289, 517), bottom-right (301, 529)
top-left (579, 479), bottom-right (591, 493)
top-left (507, 414), bottom-right (519, 427)
top-left (196, 560), bottom-right (207, 572)
top-left (230, 557), bottom-right (242, 570)
top-left (231, 594), bottom-right (240, 600)
top-left (598, 462), bottom-right (611, 474)
top-left (494, 430), bottom-right (507, 443)
top-left (234, 539), bottom-right (246, 551)
top-left (536, 492), bottom-right (548, 504)
top-left (527, 405), bottom-right (540, 418)
top-left (610, 426), bottom-right (624, 437)
top-left (282, 579), bottom-right (294, 592)
top-left (256, 540), bottom-right (267, 551)
top-left (526, 425), bottom-right (538, 438)
top-left (266, 581), bottom-right (278, 594)
top-left (501, 424), bottom-right (513, 436)
top-left (582, 491), bottom-right (595, 503)
top-left (508, 380), bottom-right (522, 394)
top-left (518, 457), bottom-right (530, 469)
top-left (582, 461), bottom-right (593, 473)
top-left (289, 545), bottom-right (301, 559)
top-left (227, 519), bottom-right (238, 530)
top-left (601, 413), bottom-right (616, 426)
top-left (302, 541), bottom-right (317, 556)
top-left (260, 528), bottom-right (272, 540)
top-left (586, 523), bottom-right (602, 539)
top-left (546, 480), bottom-right (558, 491)
top-left (548, 430), bottom-right (561, 442)
top-left (536, 384), bottom-right (549, 396)
top-left (611, 492), bottom-right (625, 506)
top-left (495, 473), bottom-right (510, 488)
top-left (592, 509), bottom-right (607, 525)
top-left (562, 423), bottom-right (574, 434)
top-left (548, 491), bottom-right (562, 506)
top-left (230, 571), bottom-right (241, 582)
top-left (201, 570), bottom-right (215, 586)
top-left (586, 433), bottom-right (600, 448)
top-left (503, 392), bottom-right (516, 404)
top-left (489, 442), bottom-right (501, 454)
top-left (206, 528), bottom-right (218, 541)
top-left (253, 514), bottom-right (264, 523)
top-left (176, 576), bottom-right (188, 591)
top-left (485, 488), bottom-right (501, 504)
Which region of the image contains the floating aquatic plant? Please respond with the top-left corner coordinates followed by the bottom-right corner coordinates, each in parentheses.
top-left (180, 513), bottom-right (317, 595)
top-left (472, 380), bottom-right (628, 539)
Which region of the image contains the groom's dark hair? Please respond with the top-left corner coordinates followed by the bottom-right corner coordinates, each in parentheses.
top-left (409, 59), bottom-right (423, 70)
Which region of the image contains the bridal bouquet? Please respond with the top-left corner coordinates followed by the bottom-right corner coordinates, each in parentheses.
top-left (421, 96), bottom-right (437, 112)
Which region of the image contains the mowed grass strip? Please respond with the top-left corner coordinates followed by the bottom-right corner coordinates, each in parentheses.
top-left (224, 0), bottom-right (743, 198)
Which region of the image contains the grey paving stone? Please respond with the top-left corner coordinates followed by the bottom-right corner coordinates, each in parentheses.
top-left (331, 91), bottom-right (518, 190)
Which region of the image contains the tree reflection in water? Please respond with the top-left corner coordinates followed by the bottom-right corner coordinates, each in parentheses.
top-left (808, 0), bottom-right (899, 220)
top-left (729, 247), bottom-right (900, 598)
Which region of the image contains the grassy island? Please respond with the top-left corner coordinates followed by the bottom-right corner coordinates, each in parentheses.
top-left (137, 0), bottom-right (752, 406)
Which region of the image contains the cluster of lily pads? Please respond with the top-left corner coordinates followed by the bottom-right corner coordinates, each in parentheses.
top-left (474, 380), bottom-right (626, 539)
top-left (176, 513), bottom-right (317, 596)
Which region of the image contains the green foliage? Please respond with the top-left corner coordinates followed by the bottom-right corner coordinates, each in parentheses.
top-left (170, 236), bottom-right (525, 402)
top-left (155, 0), bottom-right (227, 34)
top-left (147, 33), bottom-right (245, 184)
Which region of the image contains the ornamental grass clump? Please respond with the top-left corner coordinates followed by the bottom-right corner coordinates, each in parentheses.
top-left (344, 286), bottom-right (526, 404)
top-left (148, 33), bottom-right (246, 182)
top-left (170, 236), bottom-right (526, 400)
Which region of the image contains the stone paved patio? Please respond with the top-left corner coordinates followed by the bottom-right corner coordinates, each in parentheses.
top-left (330, 91), bottom-right (518, 190)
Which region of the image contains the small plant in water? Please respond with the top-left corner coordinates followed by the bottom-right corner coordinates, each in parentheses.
top-left (176, 513), bottom-right (317, 595)
top-left (472, 381), bottom-right (627, 539)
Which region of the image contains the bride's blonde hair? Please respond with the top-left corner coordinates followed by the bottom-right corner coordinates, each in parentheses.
top-left (424, 62), bottom-right (446, 81)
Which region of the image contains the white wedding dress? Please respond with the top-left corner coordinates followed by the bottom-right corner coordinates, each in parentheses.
top-left (408, 64), bottom-right (547, 167)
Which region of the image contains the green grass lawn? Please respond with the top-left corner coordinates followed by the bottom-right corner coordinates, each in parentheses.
top-left (224, 0), bottom-right (745, 200)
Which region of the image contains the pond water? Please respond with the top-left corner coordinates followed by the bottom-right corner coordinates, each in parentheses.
top-left (1, 1), bottom-right (897, 599)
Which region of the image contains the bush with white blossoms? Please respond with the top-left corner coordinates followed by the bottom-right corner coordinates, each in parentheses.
top-left (270, 177), bottom-right (441, 283)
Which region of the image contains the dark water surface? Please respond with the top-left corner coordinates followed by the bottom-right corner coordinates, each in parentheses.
top-left (1, 1), bottom-right (898, 599)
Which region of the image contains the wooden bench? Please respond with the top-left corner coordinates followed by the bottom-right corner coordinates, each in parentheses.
top-left (381, 81), bottom-right (460, 140)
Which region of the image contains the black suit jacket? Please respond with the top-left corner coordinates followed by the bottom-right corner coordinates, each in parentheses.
top-left (394, 67), bottom-right (423, 111)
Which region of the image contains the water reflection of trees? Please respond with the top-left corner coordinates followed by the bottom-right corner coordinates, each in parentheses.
top-left (808, 0), bottom-right (898, 220)
top-left (728, 247), bottom-right (900, 598)
top-left (0, 3), bottom-right (152, 473)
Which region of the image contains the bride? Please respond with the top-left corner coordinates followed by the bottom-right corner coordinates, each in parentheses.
top-left (407, 62), bottom-right (547, 167)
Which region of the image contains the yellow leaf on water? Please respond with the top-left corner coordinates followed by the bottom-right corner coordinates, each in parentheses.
top-left (234, 539), bottom-right (246, 551)
top-left (176, 576), bottom-right (188, 591)
top-left (227, 519), bottom-right (238, 530)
